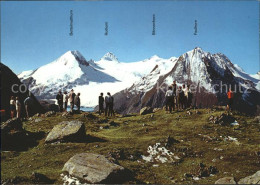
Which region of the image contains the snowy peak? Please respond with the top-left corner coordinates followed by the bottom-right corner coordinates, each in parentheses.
top-left (101, 52), bottom-right (119, 62)
top-left (58, 50), bottom-right (89, 67)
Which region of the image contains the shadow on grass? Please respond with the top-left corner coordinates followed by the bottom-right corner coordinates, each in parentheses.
top-left (1, 131), bottom-right (45, 152)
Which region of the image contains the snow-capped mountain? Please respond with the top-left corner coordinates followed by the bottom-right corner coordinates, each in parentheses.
top-left (113, 47), bottom-right (260, 115)
top-left (19, 50), bottom-right (175, 106)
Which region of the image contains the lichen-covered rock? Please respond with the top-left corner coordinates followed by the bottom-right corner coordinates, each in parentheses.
top-left (215, 177), bottom-right (236, 184)
top-left (1, 118), bottom-right (23, 132)
top-left (62, 153), bottom-right (128, 184)
top-left (238, 170), bottom-right (260, 184)
top-left (45, 121), bottom-right (85, 143)
top-left (44, 111), bottom-right (56, 117)
top-left (140, 107), bottom-right (153, 115)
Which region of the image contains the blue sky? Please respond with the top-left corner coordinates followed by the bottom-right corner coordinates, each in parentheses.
top-left (1, 1), bottom-right (259, 74)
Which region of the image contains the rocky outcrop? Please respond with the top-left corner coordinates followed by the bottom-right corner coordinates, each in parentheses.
top-left (140, 107), bottom-right (153, 115)
top-left (215, 177), bottom-right (236, 184)
top-left (45, 121), bottom-right (86, 143)
top-left (238, 170), bottom-right (260, 184)
top-left (62, 153), bottom-right (129, 184)
top-left (208, 113), bottom-right (236, 125)
top-left (0, 63), bottom-right (45, 120)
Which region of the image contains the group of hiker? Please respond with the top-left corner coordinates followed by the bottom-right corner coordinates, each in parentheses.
top-left (165, 81), bottom-right (193, 113)
top-left (9, 82), bottom-right (235, 119)
top-left (56, 89), bottom-right (81, 112)
top-left (9, 94), bottom-right (34, 119)
top-left (98, 92), bottom-right (115, 116)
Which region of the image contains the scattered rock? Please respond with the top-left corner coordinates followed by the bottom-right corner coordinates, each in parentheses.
top-left (153, 108), bottom-right (161, 112)
top-left (238, 170), bottom-right (260, 184)
top-left (34, 118), bottom-right (43, 123)
top-left (1, 118), bottom-right (23, 132)
top-left (45, 121), bottom-right (86, 143)
top-left (109, 121), bottom-right (119, 127)
top-left (252, 116), bottom-right (260, 124)
top-left (62, 111), bottom-right (73, 117)
top-left (62, 153), bottom-right (129, 184)
top-left (187, 111), bottom-right (192, 116)
top-left (83, 113), bottom-right (98, 119)
top-left (215, 177), bottom-right (236, 184)
top-left (195, 110), bottom-right (202, 114)
top-left (165, 135), bottom-right (180, 147)
top-left (140, 107), bottom-right (153, 115)
top-left (208, 113), bottom-right (235, 126)
top-left (44, 111), bottom-right (56, 117)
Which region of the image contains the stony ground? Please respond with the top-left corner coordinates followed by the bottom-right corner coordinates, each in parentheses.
top-left (1, 108), bottom-right (260, 184)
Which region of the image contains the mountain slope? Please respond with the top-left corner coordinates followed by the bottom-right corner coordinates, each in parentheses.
top-left (113, 47), bottom-right (260, 115)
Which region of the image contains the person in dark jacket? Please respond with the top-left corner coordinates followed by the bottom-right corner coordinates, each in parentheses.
top-left (74, 93), bottom-right (81, 112)
top-left (176, 86), bottom-right (184, 111)
top-left (171, 81), bottom-right (177, 110)
top-left (108, 94), bottom-right (115, 117)
top-left (98, 93), bottom-right (104, 115)
top-left (105, 92), bottom-right (110, 116)
top-left (56, 90), bottom-right (63, 112)
top-left (165, 86), bottom-right (174, 113)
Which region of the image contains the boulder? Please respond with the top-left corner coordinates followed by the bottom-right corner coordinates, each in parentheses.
top-left (140, 107), bottom-right (153, 115)
top-left (62, 153), bottom-right (128, 184)
top-left (45, 121), bottom-right (86, 143)
top-left (1, 118), bottom-right (23, 133)
top-left (238, 170), bottom-right (260, 184)
top-left (208, 113), bottom-right (235, 125)
top-left (44, 111), bottom-right (56, 117)
top-left (252, 116), bottom-right (260, 124)
top-left (215, 177), bottom-right (236, 184)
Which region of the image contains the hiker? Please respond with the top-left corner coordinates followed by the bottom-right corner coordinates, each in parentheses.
top-left (105, 92), bottom-right (110, 116)
top-left (69, 89), bottom-right (76, 111)
top-left (24, 94), bottom-right (34, 118)
top-left (182, 84), bottom-right (187, 109)
top-left (105, 92), bottom-right (109, 116)
top-left (176, 86), bottom-right (184, 111)
top-left (10, 96), bottom-right (16, 118)
top-left (165, 86), bottom-right (174, 113)
top-left (186, 86), bottom-right (193, 108)
top-left (15, 97), bottom-right (21, 119)
top-left (56, 90), bottom-right (63, 112)
top-left (74, 93), bottom-right (81, 112)
top-left (227, 88), bottom-right (234, 111)
top-left (171, 80), bottom-right (177, 110)
top-left (98, 93), bottom-right (104, 115)
top-left (108, 94), bottom-right (115, 116)
top-left (63, 91), bottom-right (69, 111)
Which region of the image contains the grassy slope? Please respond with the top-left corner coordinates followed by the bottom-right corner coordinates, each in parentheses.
top-left (1, 109), bottom-right (260, 184)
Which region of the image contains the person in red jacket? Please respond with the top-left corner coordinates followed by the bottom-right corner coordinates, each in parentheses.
top-left (227, 88), bottom-right (234, 111)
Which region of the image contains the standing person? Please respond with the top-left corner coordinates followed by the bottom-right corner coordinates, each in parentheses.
top-left (69, 89), bottom-right (76, 112)
top-left (105, 92), bottom-right (110, 116)
top-left (109, 94), bottom-right (115, 117)
top-left (165, 86), bottom-right (174, 113)
top-left (15, 97), bottom-right (21, 119)
top-left (177, 86), bottom-right (184, 111)
top-left (24, 94), bottom-right (34, 118)
top-left (98, 93), bottom-right (104, 115)
top-left (182, 84), bottom-right (187, 109)
top-left (56, 90), bottom-right (63, 112)
top-left (10, 96), bottom-right (16, 118)
top-left (171, 80), bottom-right (177, 110)
top-left (63, 91), bottom-right (69, 112)
top-left (186, 86), bottom-right (193, 108)
top-left (227, 88), bottom-right (234, 111)
top-left (74, 93), bottom-right (81, 113)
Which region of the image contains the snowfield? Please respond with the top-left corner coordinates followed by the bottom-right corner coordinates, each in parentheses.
top-left (18, 49), bottom-right (260, 107)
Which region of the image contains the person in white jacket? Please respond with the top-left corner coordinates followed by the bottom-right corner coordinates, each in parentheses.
top-left (15, 97), bottom-right (21, 119)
